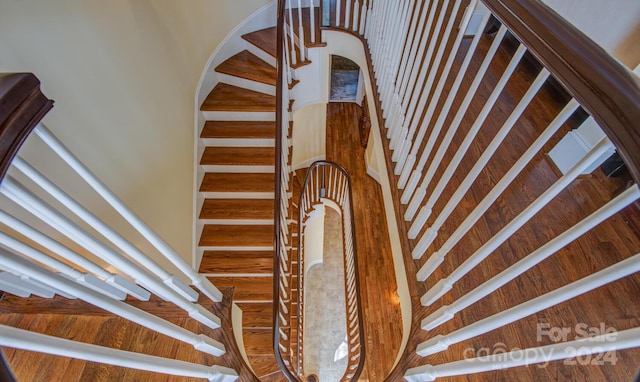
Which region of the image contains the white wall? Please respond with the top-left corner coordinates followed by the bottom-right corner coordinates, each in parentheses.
top-left (0, 0), bottom-right (271, 267)
top-left (541, 0), bottom-right (640, 67)
top-left (292, 103), bottom-right (327, 169)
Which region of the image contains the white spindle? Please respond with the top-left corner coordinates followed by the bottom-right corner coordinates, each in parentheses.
top-left (345, 0), bottom-right (352, 29)
top-left (0, 210), bottom-right (141, 299)
top-left (352, 0), bottom-right (360, 32)
top-left (425, 100), bottom-right (581, 262)
top-left (401, 26), bottom-right (507, 203)
top-left (297, 0), bottom-right (306, 62)
top-left (0, 325), bottom-right (238, 381)
top-left (417, 138), bottom-right (615, 285)
top-left (287, 2), bottom-right (298, 66)
top-left (12, 157), bottom-right (199, 302)
top-left (0, 249), bottom-right (227, 356)
top-left (422, 183), bottom-right (638, 330)
top-left (406, 326), bottom-right (640, 381)
top-left (394, 0), bottom-right (464, 169)
top-left (406, 32), bottom-right (521, 223)
top-left (417, 252), bottom-right (640, 357)
top-left (310, 0), bottom-right (316, 43)
top-left (33, 125), bottom-right (223, 302)
top-left (0, 177), bottom-right (222, 329)
top-left (336, 0), bottom-right (342, 27)
top-left (409, 68), bottom-right (550, 241)
top-left (397, 8), bottom-right (488, 188)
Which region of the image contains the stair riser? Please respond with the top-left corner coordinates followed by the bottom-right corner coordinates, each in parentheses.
top-left (200, 165), bottom-right (274, 174)
top-left (201, 138), bottom-right (275, 147)
top-left (218, 73), bottom-right (276, 96)
top-left (200, 192), bottom-right (275, 199)
top-left (202, 111), bottom-right (275, 121)
top-left (244, 40), bottom-right (277, 67)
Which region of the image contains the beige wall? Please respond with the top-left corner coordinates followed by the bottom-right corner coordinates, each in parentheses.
top-left (542, 0), bottom-right (640, 67)
top-left (0, 0), bottom-right (271, 264)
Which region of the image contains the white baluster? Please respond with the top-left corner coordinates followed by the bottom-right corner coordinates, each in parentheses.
top-left (33, 124), bottom-right (223, 302)
top-left (397, 7), bottom-right (487, 188)
top-left (345, 0), bottom-right (352, 29)
top-left (0, 210), bottom-right (142, 300)
top-left (310, 0), bottom-right (316, 43)
top-left (0, 250), bottom-right (227, 356)
top-left (425, 99), bottom-right (580, 262)
top-left (0, 325), bottom-right (238, 380)
top-left (297, 0), bottom-right (306, 62)
top-left (418, 252), bottom-right (640, 357)
top-left (409, 68), bottom-right (549, 242)
top-left (287, 1), bottom-right (298, 66)
top-left (406, 30), bottom-right (519, 222)
top-left (421, 161), bottom-right (635, 332)
top-left (336, 0), bottom-right (342, 27)
top-left (12, 157), bottom-right (199, 302)
top-left (352, 0), bottom-right (359, 32)
top-left (406, 326), bottom-right (640, 381)
top-left (0, 177), bottom-right (221, 329)
top-left (394, 0), bottom-right (464, 171)
top-left (400, 26), bottom-right (506, 203)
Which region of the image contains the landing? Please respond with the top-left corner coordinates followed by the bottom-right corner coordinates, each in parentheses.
top-left (326, 102), bottom-right (403, 380)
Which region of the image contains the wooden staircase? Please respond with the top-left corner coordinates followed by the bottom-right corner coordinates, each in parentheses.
top-left (197, 27), bottom-right (289, 382)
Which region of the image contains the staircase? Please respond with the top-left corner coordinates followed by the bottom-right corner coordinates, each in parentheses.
top-left (197, 26), bottom-right (295, 381)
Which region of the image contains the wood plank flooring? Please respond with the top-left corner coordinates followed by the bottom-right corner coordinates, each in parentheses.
top-left (0, 290), bottom-right (260, 382)
top-left (365, 31), bottom-right (640, 381)
top-left (326, 102), bottom-right (404, 381)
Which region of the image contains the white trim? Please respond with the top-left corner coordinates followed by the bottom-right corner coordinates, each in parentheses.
top-left (202, 138), bottom-right (275, 148)
top-left (201, 165), bottom-right (275, 174)
top-left (202, 111), bottom-right (276, 121)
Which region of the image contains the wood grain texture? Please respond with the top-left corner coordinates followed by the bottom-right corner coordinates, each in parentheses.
top-left (206, 277), bottom-right (274, 302)
top-left (326, 102), bottom-right (404, 382)
top-left (0, 289), bottom-right (260, 381)
top-left (199, 250), bottom-right (274, 275)
top-left (200, 199), bottom-right (275, 220)
top-left (201, 83), bottom-right (275, 112)
top-left (243, 27), bottom-right (277, 58)
top-left (199, 224), bottom-right (274, 247)
top-left (358, 24), bottom-right (640, 382)
top-left (200, 147), bottom-right (275, 166)
top-left (201, 121), bottom-right (275, 139)
top-left (216, 50), bottom-right (277, 86)
top-left (200, 173), bottom-right (275, 193)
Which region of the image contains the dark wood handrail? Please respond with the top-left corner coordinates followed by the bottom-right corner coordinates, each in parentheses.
top-left (297, 161), bottom-right (366, 382)
top-left (0, 73), bottom-right (52, 380)
top-left (0, 73), bottom-right (54, 184)
top-left (483, 0), bottom-right (640, 183)
top-left (273, 1), bottom-right (299, 381)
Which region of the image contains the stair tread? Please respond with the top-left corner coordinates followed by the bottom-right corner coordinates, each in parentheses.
top-left (201, 83), bottom-right (275, 112)
top-left (199, 250), bottom-right (274, 274)
top-left (200, 173), bottom-right (274, 193)
top-left (207, 276), bottom-right (273, 301)
top-left (201, 121), bottom-right (275, 139)
top-left (200, 199), bottom-right (274, 220)
top-left (243, 328), bottom-right (274, 355)
top-left (216, 50), bottom-right (276, 86)
top-left (199, 224), bottom-right (274, 247)
top-left (242, 27), bottom-right (277, 58)
top-left (237, 302), bottom-right (273, 328)
top-left (247, 355), bottom-right (281, 377)
top-left (200, 147), bottom-right (275, 166)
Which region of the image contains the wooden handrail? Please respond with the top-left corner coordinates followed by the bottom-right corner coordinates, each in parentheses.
top-left (0, 73), bottom-right (54, 183)
top-left (483, 0), bottom-right (640, 183)
top-left (273, 0), bottom-right (300, 381)
top-left (0, 73), bottom-right (52, 381)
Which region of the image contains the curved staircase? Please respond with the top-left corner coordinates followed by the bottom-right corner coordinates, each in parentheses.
top-left (197, 26), bottom-right (301, 381)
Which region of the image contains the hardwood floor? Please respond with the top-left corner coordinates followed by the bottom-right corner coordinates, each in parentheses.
top-left (326, 102), bottom-right (404, 381)
top-left (0, 290), bottom-right (259, 381)
top-left (367, 31), bottom-right (640, 381)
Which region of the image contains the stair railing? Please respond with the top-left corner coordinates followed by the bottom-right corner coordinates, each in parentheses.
top-left (354, 0), bottom-right (640, 379)
top-left (295, 161), bottom-right (366, 381)
top-left (274, 0), bottom-right (301, 381)
top-left (0, 73), bottom-right (239, 381)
